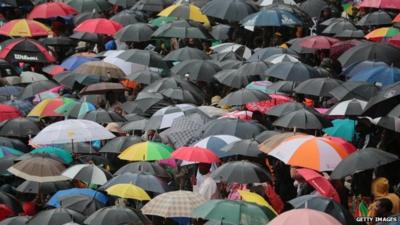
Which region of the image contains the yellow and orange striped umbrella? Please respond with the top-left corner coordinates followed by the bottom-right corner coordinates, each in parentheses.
top-left (0, 19), bottom-right (52, 37)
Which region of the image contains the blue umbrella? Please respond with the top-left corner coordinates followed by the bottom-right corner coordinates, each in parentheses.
top-left (0, 86), bottom-right (24, 96)
top-left (349, 65), bottom-right (400, 87)
top-left (3, 100), bottom-right (33, 115)
top-left (341, 60), bottom-right (387, 77)
top-left (61, 56), bottom-right (99, 71)
top-left (323, 119), bottom-right (356, 142)
top-left (47, 188), bottom-right (108, 207)
top-left (240, 9), bottom-right (302, 27)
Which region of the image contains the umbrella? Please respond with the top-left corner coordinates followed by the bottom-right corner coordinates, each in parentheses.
top-left (60, 195), bottom-right (104, 216)
top-left (211, 43), bottom-right (252, 60)
top-left (329, 40), bottom-right (362, 59)
top-left (331, 148), bottom-right (398, 179)
top-left (48, 188), bottom-right (108, 207)
top-left (326, 99), bottom-right (367, 116)
top-left (20, 71), bottom-right (47, 84)
top-left (27, 98), bottom-right (72, 118)
top-left (220, 89), bottom-right (269, 106)
top-left (26, 208), bottom-right (84, 225)
top-left (362, 82), bottom-right (400, 117)
top-left (0, 38), bottom-right (56, 64)
top-left (324, 118), bottom-right (355, 144)
top-left (214, 69), bottom-right (250, 89)
top-left (298, 0), bottom-right (328, 18)
top-left (220, 110), bottom-right (253, 121)
top-left (164, 47), bottom-right (210, 61)
top-left (61, 56), bottom-right (99, 71)
top-left (70, 32), bottom-right (101, 42)
top-left (62, 164), bottom-right (107, 185)
top-left (0, 216), bottom-right (30, 225)
top-left (296, 168), bottom-right (340, 202)
top-left (56, 101), bottom-right (96, 119)
top-left (269, 209), bottom-right (341, 225)
top-left (249, 47), bottom-right (297, 62)
top-left (240, 8), bottom-right (302, 27)
top-left (294, 78), bottom-right (342, 97)
top-left (0, 146), bottom-right (23, 159)
top-left (0, 105), bottom-right (21, 122)
top-left (266, 102), bottom-right (308, 117)
top-left (42, 65), bottom-right (65, 76)
top-left (265, 54), bottom-right (299, 64)
top-left (121, 119), bottom-right (149, 132)
top-left (372, 116), bottom-right (400, 133)
top-left (300, 36), bottom-right (339, 50)
top-left (193, 135), bottom-right (240, 157)
top-left (0, 137), bottom-right (28, 152)
top-left (268, 135), bottom-right (348, 171)
top-left (160, 88), bottom-right (198, 104)
top-left (132, 0), bottom-right (174, 12)
top-left (7, 156), bottom-right (68, 182)
top-left (357, 10), bottom-right (393, 26)
top-left (84, 206), bottom-right (150, 225)
top-left (210, 24), bottom-right (231, 41)
top-left (114, 23), bottom-right (154, 42)
top-left (31, 147), bottom-right (72, 164)
top-left (152, 19), bottom-right (212, 39)
top-left (273, 109), bottom-right (332, 130)
top-left (73, 18), bottom-right (122, 35)
top-left (158, 3), bottom-right (209, 24)
top-left (349, 64), bottom-right (400, 87)
top-left (31, 119), bottom-right (115, 145)
top-left (118, 141), bottom-right (173, 161)
top-left (114, 161), bottom-right (170, 178)
top-left (334, 30), bottom-right (365, 39)
top-left (105, 183), bottom-right (150, 200)
top-left (0, 19), bottom-right (52, 37)
top-left (141, 190), bottom-right (206, 218)
top-left (16, 180), bottom-right (70, 194)
top-left (171, 60), bottom-right (221, 83)
top-left (2, 100), bottom-right (32, 116)
top-left (100, 172), bottom-right (168, 193)
top-left (99, 136), bottom-right (142, 154)
top-left (365, 27), bottom-right (400, 42)
top-left (264, 62), bottom-right (323, 82)
top-left (322, 19), bottom-right (356, 35)
top-left (200, 119), bottom-right (265, 139)
top-left (359, 0), bottom-right (400, 9)
top-left (73, 61), bottom-right (126, 79)
top-left (245, 80), bottom-right (274, 94)
top-left (237, 61), bottom-right (269, 77)
top-left (110, 10), bottom-right (142, 26)
top-left (212, 160), bottom-right (271, 183)
top-left (329, 81), bottom-right (379, 101)
top-left (238, 190), bottom-right (277, 214)
top-left (27, 2), bottom-right (77, 19)
top-left (201, 0), bottom-right (257, 22)
top-left (0, 86), bottom-right (23, 97)
top-left (289, 195), bottom-right (355, 225)
top-left (65, 0), bottom-right (112, 13)
top-left (172, 146), bottom-right (220, 163)
top-left (220, 139), bottom-right (263, 157)
top-left (1, 0), bottom-right (31, 7)
top-left (79, 82), bottom-right (125, 95)
top-left (117, 49), bottom-right (169, 69)
top-left (0, 191), bottom-right (22, 214)
top-left (255, 130), bottom-right (281, 143)
top-left (122, 94), bottom-right (171, 116)
top-left (127, 70), bottom-right (161, 85)
top-left (83, 108), bottom-right (126, 123)
top-left (109, 0), bottom-right (137, 8)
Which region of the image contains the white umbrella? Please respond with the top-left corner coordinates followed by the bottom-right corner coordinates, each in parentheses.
top-left (103, 55), bottom-right (146, 75)
top-left (31, 119), bottom-right (115, 145)
top-left (62, 164), bottom-right (108, 185)
top-left (211, 43), bottom-right (252, 60)
top-left (265, 54), bottom-right (300, 64)
top-left (258, 0), bottom-right (296, 6)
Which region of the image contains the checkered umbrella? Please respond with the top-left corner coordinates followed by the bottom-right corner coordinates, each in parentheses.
top-left (159, 117), bottom-right (203, 148)
top-left (141, 191), bottom-right (206, 218)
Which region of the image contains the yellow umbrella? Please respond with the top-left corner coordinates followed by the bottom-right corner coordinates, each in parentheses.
top-left (105, 184), bottom-right (151, 201)
top-left (238, 190), bottom-right (277, 215)
top-left (158, 3), bottom-right (209, 25)
top-left (118, 141), bottom-right (173, 161)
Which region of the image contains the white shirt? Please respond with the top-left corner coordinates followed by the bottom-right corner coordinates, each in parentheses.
top-left (194, 173), bottom-right (219, 200)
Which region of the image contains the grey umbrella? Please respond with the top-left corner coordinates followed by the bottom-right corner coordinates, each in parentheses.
top-left (99, 172), bottom-right (169, 193)
top-left (164, 47), bottom-right (210, 61)
top-left (114, 161), bottom-right (170, 178)
top-left (131, 0), bottom-right (174, 12)
top-left (294, 78), bottom-right (342, 97)
top-left (299, 0), bottom-right (328, 18)
top-left (255, 130), bottom-right (281, 143)
top-left (171, 60), bottom-right (221, 83)
top-left (210, 24), bottom-right (231, 41)
top-left (26, 208), bottom-right (84, 225)
top-left (109, 0), bottom-right (137, 8)
top-left (218, 59), bottom-right (244, 69)
top-left (374, 116), bottom-right (400, 132)
top-left (214, 69), bottom-right (250, 88)
top-left (99, 136), bottom-right (142, 154)
top-left (122, 94), bottom-right (172, 116)
top-left (212, 51), bottom-right (244, 61)
top-left (201, 0), bottom-right (257, 22)
top-left (159, 88), bottom-right (200, 104)
top-left (266, 102), bottom-right (308, 117)
top-left (121, 119), bottom-right (149, 132)
top-left (329, 81), bottom-right (379, 101)
top-left (128, 70), bottom-right (161, 84)
top-left (114, 23), bottom-right (154, 42)
top-left (362, 82), bottom-right (400, 117)
top-left (84, 206), bottom-right (150, 225)
top-left (16, 180), bottom-right (70, 194)
top-left (211, 160), bottom-right (271, 184)
top-left (60, 195), bottom-right (105, 216)
top-left (237, 61), bottom-right (269, 77)
top-left (331, 148), bottom-right (398, 179)
top-left (273, 109), bottom-right (332, 130)
top-left (221, 139), bottom-right (263, 157)
top-left (267, 80), bottom-right (297, 93)
top-left (200, 118), bottom-right (266, 139)
top-left (0, 118), bottom-right (40, 138)
top-left (264, 62), bottom-right (324, 82)
top-left (19, 80), bottom-right (58, 99)
top-left (152, 19), bottom-right (212, 39)
top-left (73, 11), bottom-right (102, 26)
top-left (220, 89), bottom-right (270, 106)
top-left (356, 10), bottom-right (393, 27)
top-left (0, 137), bottom-right (28, 152)
top-left (322, 20), bottom-right (356, 35)
top-left (249, 47), bottom-right (298, 62)
top-left (110, 10), bottom-right (141, 26)
top-left (117, 49), bottom-right (170, 69)
top-left (70, 32), bottom-right (101, 43)
top-left (83, 109), bottom-right (126, 123)
top-left (125, 113), bottom-right (147, 121)
top-left (66, 0), bottom-right (111, 13)
top-left (334, 30), bottom-right (365, 39)
top-left (0, 216), bottom-right (30, 225)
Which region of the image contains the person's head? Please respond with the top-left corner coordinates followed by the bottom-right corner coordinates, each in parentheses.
top-left (375, 198), bottom-right (393, 217)
top-left (372, 177), bottom-right (390, 198)
top-left (198, 163), bottom-right (211, 175)
top-left (290, 167), bottom-right (305, 182)
top-left (356, 118), bottom-right (372, 134)
top-left (321, 7), bottom-right (332, 19)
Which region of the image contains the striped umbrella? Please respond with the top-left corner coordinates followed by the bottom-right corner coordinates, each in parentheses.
top-left (118, 141), bottom-right (173, 161)
top-left (28, 98), bottom-right (74, 117)
top-left (365, 27), bottom-right (400, 42)
top-left (0, 19), bottom-right (52, 37)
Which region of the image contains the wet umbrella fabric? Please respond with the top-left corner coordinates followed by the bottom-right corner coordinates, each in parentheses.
top-left (273, 109), bottom-right (332, 130)
top-left (362, 82), bottom-right (400, 117)
top-left (62, 164), bottom-right (108, 185)
top-left (84, 206), bottom-right (150, 225)
top-left (0, 38), bottom-right (56, 64)
top-left (220, 89), bottom-right (269, 106)
top-left (99, 136), bottom-right (142, 153)
top-left (26, 208), bottom-right (84, 225)
top-left (59, 195), bottom-right (104, 216)
top-left (294, 78), bottom-right (342, 97)
top-left (199, 119), bottom-right (265, 139)
top-left (100, 172), bottom-right (168, 193)
top-left (201, 0), bottom-right (257, 22)
top-left (329, 81), bottom-right (379, 101)
top-left (264, 62), bottom-right (323, 82)
top-left (47, 188), bottom-right (108, 207)
top-left (164, 47), bottom-right (210, 61)
top-left (0, 118), bottom-right (39, 138)
top-left (114, 161), bottom-right (170, 178)
top-left (212, 160), bottom-right (271, 184)
top-left (114, 23), bottom-right (154, 42)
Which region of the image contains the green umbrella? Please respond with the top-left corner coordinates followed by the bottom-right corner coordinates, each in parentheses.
top-left (0, 146), bottom-right (23, 158)
top-left (149, 16), bottom-right (176, 27)
top-left (31, 147), bottom-right (73, 164)
top-left (323, 119), bottom-right (356, 142)
top-left (192, 200), bottom-right (276, 225)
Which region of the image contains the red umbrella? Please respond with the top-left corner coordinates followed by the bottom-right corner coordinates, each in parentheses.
top-left (300, 36), bottom-right (340, 49)
top-left (42, 65), bottom-right (65, 76)
top-left (296, 168), bottom-right (341, 203)
top-left (172, 146), bottom-right (220, 164)
top-left (389, 34), bottom-right (400, 48)
top-left (0, 38), bottom-right (56, 64)
top-left (246, 94), bottom-right (293, 114)
top-left (0, 104), bottom-right (22, 122)
top-left (27, 2), bottom-right (77, 19)
top-left (394, 13), bottom-right (400, 23)
top-left (74, 18), bottom-right (123, 36)
top-left (0, 204), bottom-right (13, 220)
top-left (359, 0), bottom-right (400, 9)
top-left (329, 39), bottom-right (361, 59)
top-left (321, 136), bottom-right (356, 154)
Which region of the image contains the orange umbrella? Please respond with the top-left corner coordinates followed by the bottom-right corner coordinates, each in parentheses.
top-left (28, 98), bottom-right (74, 117)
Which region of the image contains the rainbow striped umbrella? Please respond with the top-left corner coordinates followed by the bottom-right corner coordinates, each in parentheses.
top-left (365, 27), bottom-right (400, 42)
top-left (28, 98), bottom-right (74, 117)
top-left (118, 141), bottom-right (173, 161)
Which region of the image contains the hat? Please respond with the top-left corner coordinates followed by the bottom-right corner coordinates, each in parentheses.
top-left (211, 95), bottom-right (221, 106)
top-left (274, 32), bottom-right (282, 36)
top-left (106, 122), bottom-right (124, 134)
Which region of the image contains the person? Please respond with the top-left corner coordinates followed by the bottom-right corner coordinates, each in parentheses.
top-left (144, 129), bottom-right (162, 142)
top-left (369, 198), bottom-right (394, 225)
top-left (368, 177), bottom-right (400, 218)
top-left (193, 163), bottom-right (219, 200)
top-left (290, 166), bottom-right (314, 197)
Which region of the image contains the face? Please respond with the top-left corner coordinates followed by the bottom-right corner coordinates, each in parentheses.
top-left (198, 163), bottom-right (211, 175)
top-left (375, 201), bottom-right (385, 216)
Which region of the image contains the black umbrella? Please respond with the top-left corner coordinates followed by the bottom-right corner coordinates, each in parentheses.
top-left (218, 59), bottom-right (244, 69)
top-left (114, 23), bottom-right (154, 42)
top-left (273, 109), bottom-right (332, 130)
top-left (212, 51), bottom-right (244, 62)
top-left (83, 109), bottom-right (126, 123)
top-left (84, 206), bottom-right (150, 225)
top-left (214, 69), bottom-right (250, 88)
top-left (73, 11), bottom-right (102, 25)
top-left (164, 47), bottom-right (210, 61)
top-left (110, 10), bottom-right (141, 26)
top-left (26, 208), bottom-right (84, 225)
top-left (0, 216), bottom-right (30, 225)
top-left (322, 20), bottom-right (356, 35)
top-left (128, 70), bottom-right (161, 85)
top-left (334, 30), bottom-right (365, 39)
top-left (237, 61), bottom-right (269, 77)
top-left (0, 158), bottom-right (14, 176)
top-left (220, 89), bottom-right (270, 106)
top-left (362, 82), bottom-right (400, 117)
top-left (0, 137), bottom-right (28, 152)
top-left (125, 113), bottom-right (147, 121)
top-left (117, 49), bottom-right (170, 69)
top-left (159, 88), bottom-right (200, 104)
top-left (109, 0), bottom-right (137, 8)
top-left (100, 172), bottom-right (169, 193)
top-left (299, 0), bottom-right (328, 18)
top-left (267, 80), bottom-right (297, 93)
top-left (289, 195), bottom-right (356, 225)
top-left (0, 38), bottom-right (55, 64)
top-left (171, 60), bottom-right (221, 83)
top-left (99, 136), bottom-right (142, 154)
top-left (266, 102), bottom-right (308, 117)
top-left (61, 142), bottom-right (92, 154)
top-left (338, 42), bottom-right (400, 68)
top-left (249, 47), bottom-right (298, 62)
top-left (373, 116), bottom-right (400, 133)
top-left (356, 10), bottom-right (393, 27)
top-left (114, 161), bottom-right (170, 178)
top-left (331, 148), bottom-right (398, 179)
top-left (39, 37), bottom-right (76, 47)
top-left (255, 130), bottom-right (281, 143)
top-left (210, 24), bottom-right (231, 41)
top-left (288, 37), bottom-right (316, 54)
top-left (70, 32), bottom-right (101, 43)
top-left (220, 139), bottom-right (263, 157)
top-left (200, 118), bottom-right (266, 139)
top-left (211, 160), bottom-right (271, 184)
top-left (122, 94), bottom-right (172, 116)
top-left (2, 0), bottom-right (31, 7)
top-left (152, 20), bottom-right (212, 39)
top-left (121, 119), bottom-right (149, 132)
top-left (132, 0), bottom-right (174, 12)
top-left (60, 195), bottom-right (105, 216)
top-left (201, 0), bottom-right (257, 22)
top-left (326, 98), bottom-right (367, 116)
top-left (0, 191), bottom-right (22, 215)
top-left (294, 78), bottom-right (342, 97)
top-left (16, 181), bottom-right (70, 194)
top-left (264, 62), bottom-right (323, 82)
top-left (19, 80), bottom-right (58, 99)
top-left (0, 118), bottom-right (40, 138)
top-left (329, 81), bottom-right (379, 101)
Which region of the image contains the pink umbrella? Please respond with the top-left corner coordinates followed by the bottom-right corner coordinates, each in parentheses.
top-left (269, 209), bottom-right (341, 225)
top-left (296, 168), bottom-right (341, 203)
top-left (322, 136), bottom-right (356, 154)
top-left (219, 110), bottom-right (253, 121)
top-left (246, 94), bottom-right (293, 113)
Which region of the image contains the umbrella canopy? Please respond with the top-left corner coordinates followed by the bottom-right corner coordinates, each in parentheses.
top-left (0, 38), bottom-right (56, 64)
top-left (65, 0), bottom-right (112, 13)
top-left (193, 200), bottom-right (276, 225)
top-left (0, 105), bottom-right (22, 122)
top-left (7, 156), bottom-right (68, 182)
top-left (250, 47), bottom-right (297, 62)
top-left (294, 78), bottom-right (342, 97)
top-left (365, 27), bottom-right (400, 42)
top-left (2, 100), bottom-right (33, 116)
top-left (201, 0), bottom-right (257, 22)
top-left (265, 53), bottom-right (299, 64)
top-left (268, 135), bottom-right (349, 171)
top-left (0, 216), bottom-right (30, 225)
top-left (357, 10), bottom-right (393, 26)
top-left (200, 119), bottom-right (265, 139)
top-left (73, 61), bottom-right (126, 79)
top-left (100, 172), bottom-right (168, 193)
top-left (268, 209), bottom-right (341, 225)
top-left (264, 62), bottom-right (323, 82)
top-left (327, 99), bottom-right (367, 116)
top-left (117, 49), bottom-right (170, 69)
top-left (110, 10), bottom-right (142, 26)
top-left (31, 119), bottom-right (115, 145)
top-left (211, 160), bottom-right (271, 183)
top-left (105, 183), bottom-right (150, 201)
top-left (220, 89), bottom-right (269, 106)
top-left (362, 82), bottom-right (400, 117)
top-left (118, 141), bottom-right (173, 161)
top-left (152, 19), bottom-right (212, 39)
top-left (26, 208), bottom-right (84, 225)
top-left (16, 180), bottom-right (70, 194)
top-left (114, 161), bottom-right (170, 178)
top-left (84, 206), bottom-right (150, 225)
top-left (164, 47), bottom-right (210, 61)
top-left (83, 108), bottom-right (126, 123)
top-left (0, 146), bottom-right (23, 159)
top-left (0, 19), bottom-right (52, 37)
top-left (0, 191), bottom-right (22, 215)
top-left (334, 30), bottom-right (365, 39)
top-left (141, 190), bottom-right (206, 218)
top-left (171, 60), bottom-right (221, 83)
top-left (109, 0), bottom-right (137, 8)
top-left (62, 164), bottom-right (107, 185)
top-left (79, 82), bottom-right (126, 95)
top-left (127, 70), bottom-right (161, 85)
top-left (210, 24), bottom-right (231, 41)
top-left (220, 139), bottom-right (263, 157)
top-left (349, 64), bottom-right (400, 87)
top-left (132, 0), bottom-right (174, 12)
top-left (99, 136), bottom-right (142, 154)
top-left (61, 55), bottom-right (99, 71)
top-left (273, 109), bottom-right (332, 130)
top-left (28, 98), bottom-right (73, 118)
top-left (300, 36), bottom-right (340, 49)
top-left (27, 2), bottom-right (77, 19)
top-left (20, 71), bottom-right (47, 84)
top-left (359, 0), bottom-right (400, 9)
top-left (59, 195), bottom-right (104, 216)
top-left (114, 23), bottom-right (154, 42)
top-left (322, 19), bottom-right (356, 35)
top-left (48, 188), bottom-right (108, 207)
top-left (158, 3), bottom-right (209, 24)
top-left (74, 18), bottom-right (122, 35)
top-left (329, 81), bottom-right (379, 101)
top-left (214, 69), bottom-right (250, 89)
top-left (266, 102), bottom-right (309, 118)
top-left (240, 8), bottom-right (302, 27)
top-left (238, 190), bottom-right (277, 214)
top-left (56, 101), bottom-right (96, 119)
top-left (172, 146), bottom-right (220, 163)
top-left (193, 135), bottom-right (241, 157)
top-left (331, 147), bottom-right (398, 179)
top-left (31, 147), bottom-right (72, 164)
